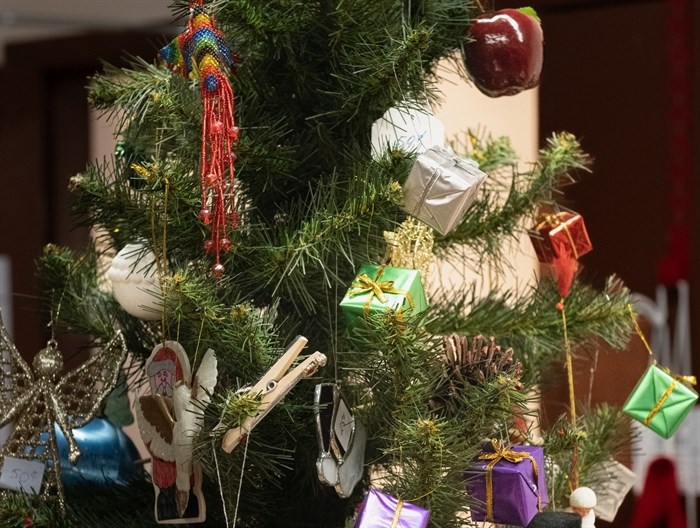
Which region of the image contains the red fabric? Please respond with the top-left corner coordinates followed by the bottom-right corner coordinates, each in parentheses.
top-left (153, 457), bottom-right (177, 489)
top-left (552, 253), bottom-right (578, 298)
top-left (656, 0), bottom-right (692, 284)
top-left (629, 457), bottom-right (686, 528)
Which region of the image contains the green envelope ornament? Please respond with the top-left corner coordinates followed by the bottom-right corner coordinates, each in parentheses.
top-left (623, 364), bottom-right (698, 439)
top-left (339, 264), bottom-right (428, 326)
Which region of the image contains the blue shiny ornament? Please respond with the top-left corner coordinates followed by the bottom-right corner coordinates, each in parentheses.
top-left (41, 417), bottom-right (142, 487)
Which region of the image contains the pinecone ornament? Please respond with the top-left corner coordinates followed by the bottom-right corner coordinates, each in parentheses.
top-left (444, 334), bottom-right (522, 385)
top-left (429, 334), bottom-right (523, 415)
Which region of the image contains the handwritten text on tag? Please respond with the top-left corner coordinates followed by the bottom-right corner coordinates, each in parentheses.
top-left (0, 457), bottom-right (45, 494)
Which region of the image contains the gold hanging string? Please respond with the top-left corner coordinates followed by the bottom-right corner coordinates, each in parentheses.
top-left (559, 299), bottom-right (579, 490)
top-left (560, 301), bottom-right (576, 423)
top-left (479, 439), bottom-right (541, 522)
top-left (627, 303), bottom-right (654, 358)
top-left (193, 317), bottom-right (206, 370)
top-left (150, 172), bottom-right (170, 343)
top-left (212, 439), bottom-right (231, 528)
top-left (348, 266), bottom-right (414, 314)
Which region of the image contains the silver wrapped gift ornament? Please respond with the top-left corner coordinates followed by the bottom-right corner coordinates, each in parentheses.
top-left (402, 146), bottom-right (487, 235)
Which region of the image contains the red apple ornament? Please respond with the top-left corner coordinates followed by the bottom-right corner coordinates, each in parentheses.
top-left (463, 7), bottom-right (543, 97)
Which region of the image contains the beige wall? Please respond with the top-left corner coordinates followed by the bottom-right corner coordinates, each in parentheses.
top-left (430, 61), bottom-right (540, 298)
top-left (434, 62), bottom-right (539, 163)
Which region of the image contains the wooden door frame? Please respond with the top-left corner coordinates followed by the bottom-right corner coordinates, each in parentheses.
top-left (0, 32), bottom-right (163, 360)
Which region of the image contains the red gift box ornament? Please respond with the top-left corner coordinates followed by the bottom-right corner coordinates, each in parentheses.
top-left (529, 211), bottom-right (592, 298)
top-left (160, 0), bottom-right (239, 277)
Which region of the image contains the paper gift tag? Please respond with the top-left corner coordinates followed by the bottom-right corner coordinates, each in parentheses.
top-left (0, 456), bottom-right (45, 494)
top-left (589, 459), bottom-right (635, 522)
top-left (334, 398), bottom-right (354, 452)
top-left (371, 105), bottom-right (445, 158)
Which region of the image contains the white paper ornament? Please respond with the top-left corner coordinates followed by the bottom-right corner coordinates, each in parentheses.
top-left (107, 243), bottom-right (163, 321)
top-left (370, 105), bottom-right (445, 158)
top-left (588, 459), bottom-right (635, 522)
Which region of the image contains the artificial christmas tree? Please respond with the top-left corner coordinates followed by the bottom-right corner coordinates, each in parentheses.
top-left (0, 1), bottom-right (636, 527)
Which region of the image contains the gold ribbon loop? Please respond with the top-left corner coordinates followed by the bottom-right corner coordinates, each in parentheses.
top-left (478, 439), bottom-right (541, 522)
top-left (676, 374), bottom-right (697, 386)
top-left (348, 266), bottom-right (415, 314)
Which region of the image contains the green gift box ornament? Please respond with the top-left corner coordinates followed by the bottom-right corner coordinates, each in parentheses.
top-left (340, 264), bottom-right (428, 325)
top-left (623, 363), bottom-right (698, 439)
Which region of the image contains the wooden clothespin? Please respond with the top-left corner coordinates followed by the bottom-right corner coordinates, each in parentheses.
top-left (221, 335), bottom-right (327, 453)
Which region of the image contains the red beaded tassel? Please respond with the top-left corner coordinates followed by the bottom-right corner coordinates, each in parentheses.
top-left (160, 0), bottom-right (238, 277)
top-left (199, 71), bottom-right (238, 278)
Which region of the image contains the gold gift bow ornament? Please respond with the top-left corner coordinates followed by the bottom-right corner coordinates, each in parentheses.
top-left (626, 304), bottom-right (698, 426)
top-left (535, 212), bottom-right (579, 259)
top-left (348, 266), bottom-right (415, 314)
top-left (478, 439), bottom-right (541, 523)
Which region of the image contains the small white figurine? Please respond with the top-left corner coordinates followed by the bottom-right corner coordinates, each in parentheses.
top-left (570, 486), bottom-right (597, 528)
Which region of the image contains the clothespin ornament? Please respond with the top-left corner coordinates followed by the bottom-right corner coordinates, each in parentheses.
top-left (221, 336), bottom-right (326, 453)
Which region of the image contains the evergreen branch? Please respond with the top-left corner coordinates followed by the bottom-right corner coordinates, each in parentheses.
top-left (216, 0), bottom-right (321, 45)
top-left (323, 24), bottom-right (434, 125)
top-left (30, 1), bottom-right (635, 526)
top-left (381, 417), bottom-right (474, 528)
top-left (37, 244), bottom-right (155, 357)
top-left (89, 59), bottom-right (203, 168)
top-left (226, 156), bottom-right (409, 315)
top-left (543, 405), bottom-right (631, 510)
top-left (161, 269), bottom-right (278, 382)
top-left (89, 59), bottom-right (187, 129)
top-left (435, 132), bottom-right (591, 257)
top-left (428, 276), bottom-right (633, 376)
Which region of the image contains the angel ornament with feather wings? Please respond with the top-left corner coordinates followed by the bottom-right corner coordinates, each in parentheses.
top-left (136, 341), bottom-right (217, 524)
top-left (0, 315), bottom-right (127, 506)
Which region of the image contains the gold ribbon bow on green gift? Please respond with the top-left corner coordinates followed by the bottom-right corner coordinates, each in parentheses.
top-left (478, 439), bottom-right (542, 523)
top-left (644, 370), bottom-right (697, 426)
top-left (348, 266), bottom-right (415, 314)
top-left (536, 212), bottom-right (579, 259)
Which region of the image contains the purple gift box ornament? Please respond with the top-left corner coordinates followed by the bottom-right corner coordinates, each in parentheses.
top-left (466, 439), bottom-right (548, 526)
top-left (354, 489), bottom-right (430, 528)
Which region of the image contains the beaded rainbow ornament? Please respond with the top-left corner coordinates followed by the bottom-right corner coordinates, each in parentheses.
top-left (160, 0), bottom-right (238, 277)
